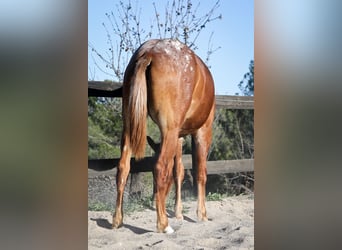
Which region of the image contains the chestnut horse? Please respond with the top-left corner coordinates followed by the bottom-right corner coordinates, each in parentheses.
top-left (113, 39), bottom-right (215, 233)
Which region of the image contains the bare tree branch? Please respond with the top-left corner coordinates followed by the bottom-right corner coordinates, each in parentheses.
top-left (89, 0), bottom-right (222, 82)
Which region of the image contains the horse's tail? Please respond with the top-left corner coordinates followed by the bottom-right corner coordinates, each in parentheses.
top-left (128, 55), bottom-right (152, 160)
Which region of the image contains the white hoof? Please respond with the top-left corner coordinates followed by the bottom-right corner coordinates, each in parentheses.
top-left (164, 225), bottom-right (174, 234)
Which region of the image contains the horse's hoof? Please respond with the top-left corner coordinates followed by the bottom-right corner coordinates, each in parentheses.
top-left (197, 210), bottom-right (208, 221)
top-left (112, 220), bottom-right (123, 229)
top-left (164, 225), bottom-right (174, 234)
top-left (197, 214), bottom-right (208, 222)
top-left (201, 216), bottom-right (208, 221)
top-left (175, 214), bottom-right (184, 220)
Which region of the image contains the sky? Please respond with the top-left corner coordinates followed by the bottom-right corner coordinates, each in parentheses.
top-left (88, 0), bottom-right (254, 95)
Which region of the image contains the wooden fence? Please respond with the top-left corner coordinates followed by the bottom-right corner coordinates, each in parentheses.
top-left (88, 81), bottom-right (254, 174)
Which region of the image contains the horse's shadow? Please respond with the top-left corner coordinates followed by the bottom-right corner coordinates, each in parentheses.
top-left (90, 218), bottom-right (112, 229)
top-left (166, 209), bottom-right (196, 223)
top-left (140, 206), bottom-right (197, 223)
top-left (90, 218), bottom-right (153, 234)
top-left (90, 212), bottom-right (196, 235)
top-left (123, 224), bottom-right (153, 234)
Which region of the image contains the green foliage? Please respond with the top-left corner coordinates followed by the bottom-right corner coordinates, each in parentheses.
top-left (182, 109), bottom-right (254, 161)
top-left (210, 109), bottom-right (254, 160)
top-left (88, 201), bottom-right (112, 211)
top-left (88, 96), bottom-right (162, 159)
top-left (238, 60), bottom-right (254, 96)
top-left (207, 172), bottom-right (254, 196)
top-left (206, 108), bottom-right (254, 196)
top-left (88, 96), bottom-right (122, 159)
top-left (207, 192), bottom-right (223, 201)
top-left (123, 196), bottom-right (150, 214)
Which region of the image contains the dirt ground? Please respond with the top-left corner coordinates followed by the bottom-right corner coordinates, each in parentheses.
top-left (88, 194), bottom-right (254, 249)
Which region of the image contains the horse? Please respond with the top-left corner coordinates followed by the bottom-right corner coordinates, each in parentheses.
top-left (112, 38), bottom-right (215, 233)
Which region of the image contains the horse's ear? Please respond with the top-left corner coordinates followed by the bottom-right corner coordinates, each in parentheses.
top-left (147, 136), bottom-right (160, 153)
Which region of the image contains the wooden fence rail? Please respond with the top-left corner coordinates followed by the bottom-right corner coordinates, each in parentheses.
top-left (88, 155), bottom-right (253, 175)
top-left (88, 81), bottom-right (254, 174)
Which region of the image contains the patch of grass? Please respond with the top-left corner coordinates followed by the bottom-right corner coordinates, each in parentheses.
top-left (206, 192), bottom-right (224, 201)
top-left (182, 205), bottom-right (190, 214)
top-left (141, 196), bottom-right (154, 208)
top-left (88, 201), bottom-right (112, 211)
top-left (124, 201), bottom-right (144, 214)
top-left (124, 195), bottom-right (154, 214)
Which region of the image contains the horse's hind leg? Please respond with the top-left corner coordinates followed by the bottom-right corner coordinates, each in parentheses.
top-left (193, 106), bottom-right (215, 221)
top-left (154, 129), bottom-right (178, 233)
top-left (113, 134), bottom-right (132, 228)
top-left (192, 130), bottom-right (210, 221)
top-left (174, 138), bottom-right (184, 220)
top-left (146, 136), bottom-right (159, 209)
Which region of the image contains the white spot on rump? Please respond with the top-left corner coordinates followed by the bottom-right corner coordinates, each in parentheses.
top-left (170, 39), bottom-right (184, 51)
top-left (164, 48), bottom-right (170, 54)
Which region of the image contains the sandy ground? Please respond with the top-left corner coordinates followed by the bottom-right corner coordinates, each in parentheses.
top-left (88, 194), bottom-right (254, 249)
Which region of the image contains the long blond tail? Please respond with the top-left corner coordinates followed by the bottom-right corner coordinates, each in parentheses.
top-left (128, 56), bottom-right (151, 160)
